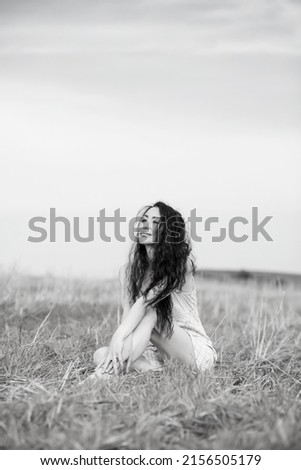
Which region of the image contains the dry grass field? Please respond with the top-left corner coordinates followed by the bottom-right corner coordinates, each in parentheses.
top-left (0, 268), bottom-right (300, 449)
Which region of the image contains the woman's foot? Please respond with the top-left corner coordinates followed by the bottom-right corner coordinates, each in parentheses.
top-left (78, 365), bottom-right (115, 386)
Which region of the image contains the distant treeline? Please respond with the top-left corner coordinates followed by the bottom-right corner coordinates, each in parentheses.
top-left (196, 269), bottom-right (301, 287)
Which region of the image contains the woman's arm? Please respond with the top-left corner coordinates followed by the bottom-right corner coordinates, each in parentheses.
top-left (117, 263), bottom-right (170, 339)
top-left (117, 295), bottom-right (148, 339)
top-left (117, 264), bottom-right (148, 339)
top-left (101, 265), bottom-right (148, 374)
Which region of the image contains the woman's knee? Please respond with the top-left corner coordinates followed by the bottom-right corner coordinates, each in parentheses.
top-left (93, 346), bottom-right (108, 365)
top-left (150, 322), bottom-right (196, 368)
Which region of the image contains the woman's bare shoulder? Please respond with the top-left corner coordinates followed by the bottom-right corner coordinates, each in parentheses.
top-left (175, 257), bottom-right (194, 293)
top-left (186, 256), bottom-right (194, 275)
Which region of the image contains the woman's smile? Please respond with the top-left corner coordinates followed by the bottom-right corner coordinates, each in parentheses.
top-left (137, 206), bottom-right (161, 244)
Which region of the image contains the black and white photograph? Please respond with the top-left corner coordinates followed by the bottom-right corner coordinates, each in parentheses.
top-left (0, 0), bottom-right (300, 460)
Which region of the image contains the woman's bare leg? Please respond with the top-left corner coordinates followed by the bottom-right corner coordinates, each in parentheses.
top-left (94, 345), bottom-right (155, 372)
top-left (150, 319), bottom-right (196, 368)
top-left (93, 308), bottom-right (159, 373)
top-left (150, 327), bottom-right (196, 367)
top-left (94, 307), bottom-right (196, 374)
top-left (128, 308), bottom-right (196, 368)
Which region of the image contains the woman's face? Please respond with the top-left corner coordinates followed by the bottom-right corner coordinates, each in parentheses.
top-left (137, 206), bottom-right (161, 245)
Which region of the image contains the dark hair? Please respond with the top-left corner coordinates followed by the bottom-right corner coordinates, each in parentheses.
top-left (125, 201), bottom-right (196, 338)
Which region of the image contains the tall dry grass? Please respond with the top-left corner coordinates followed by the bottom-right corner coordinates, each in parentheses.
top-left (0, 268), bottom-right (300, 449)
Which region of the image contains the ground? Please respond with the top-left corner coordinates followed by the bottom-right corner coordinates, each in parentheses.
top-left (0, 269), bottom-right (300, 449)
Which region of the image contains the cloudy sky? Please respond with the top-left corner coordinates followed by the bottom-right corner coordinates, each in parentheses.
top-left (0, 0), bottom-right (300, 279)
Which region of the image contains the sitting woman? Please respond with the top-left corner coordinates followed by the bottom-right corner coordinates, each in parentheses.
top-left (92, 201), bottom-right (217, 378)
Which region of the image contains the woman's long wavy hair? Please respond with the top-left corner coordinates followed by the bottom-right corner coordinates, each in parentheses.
top-left (125, 201), bottom-right (196, 339)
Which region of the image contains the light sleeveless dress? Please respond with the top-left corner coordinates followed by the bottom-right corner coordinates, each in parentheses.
top-left (142, 276), bottom-right (218, 372)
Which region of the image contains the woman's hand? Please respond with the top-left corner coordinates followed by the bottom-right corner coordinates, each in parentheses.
top-left (102, 329), bottom-right (126, 375)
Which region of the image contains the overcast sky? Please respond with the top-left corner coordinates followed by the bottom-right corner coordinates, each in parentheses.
top-left (0, 0), bottom-right (300, 279)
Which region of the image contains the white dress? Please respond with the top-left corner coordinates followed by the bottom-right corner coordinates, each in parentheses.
top-left (142, 276), bottom-right (217, 372)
